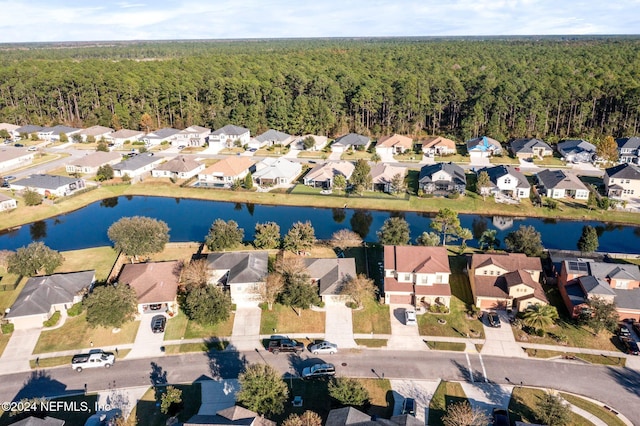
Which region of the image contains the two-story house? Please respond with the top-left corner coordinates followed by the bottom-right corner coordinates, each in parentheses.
top-left (418, 162), bottom-right (466, 195)
top-left (206, 251), bottom-right (268, 306)
top-left (477, 165), bottom-right (531, 200)
top-left (616, 137), bottom-right (640, 164)
top-left (209, 125), bottom-right (250, 150)
top-left (604, 163), bottom-right (640, 200)
top-left (468, 253), bottom-right (546, 311)
top-left (383, 245), bottom-right (452, 309)
top-left (175, 125), bottom-right (211, 148)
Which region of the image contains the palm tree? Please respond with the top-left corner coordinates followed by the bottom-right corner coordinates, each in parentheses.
top-left (479, 229), bottom-right (499, 251)
top-left (521, 304), bottom-right (559, 335)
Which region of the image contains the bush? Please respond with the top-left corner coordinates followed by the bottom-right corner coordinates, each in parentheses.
top-left (43, 311), bottom-right (61, 327)
top-left (1, 323), bottom-right (14, 334)
top-left (67, 302), bottom-right (83, 317)
top-left (23, 189), bottom-right (43, 206)
top-left (316, 301), bottom-right (325, 308)
top-left (447, 191), bottom-right (460, 199)
top-left (346, 301), bottom-right (358, 309)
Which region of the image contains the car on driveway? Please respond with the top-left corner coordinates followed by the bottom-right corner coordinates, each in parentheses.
top-left (486, 311), bottom-right (501, 328)
top-left (309, 341), bottom-right (338, 355)
top-left (401, 398), bottom-right (416, 416)
top-left (404, 310), bottom-right (417, 326)
top-left (248, 148), bottom-right (257, 152)
top-left (621, 337), bottom-right (639, 355)
top-left (618, 325), bottom-right (632, 339)
top-left (151, 315), bottom-right (166, 333)
top-left (492, 408), bottom-right (509, 426)
top-left (302, 363), bottom-right (336, 379)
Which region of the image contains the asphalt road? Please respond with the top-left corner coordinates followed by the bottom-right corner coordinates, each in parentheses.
top-left (1, 349), bottom-right (638, 423)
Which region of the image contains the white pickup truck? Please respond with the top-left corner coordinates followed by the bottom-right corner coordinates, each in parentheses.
top-left (71, 349), bottom-right (115, 372)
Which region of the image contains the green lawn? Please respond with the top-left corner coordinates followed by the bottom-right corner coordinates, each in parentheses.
top-left (393, 153), bottom-right (422, 162)
top-left (34, 312), bottom-right (140, 354)
top-left (164, 312), bottom-right (234, 340)
top-left (0, 272), bottom-right (25, 313)
top-left (509, 387), bottom-right (589, 426)
top-left (523, 348), bottom-right (625, 366)
top-left (428, 381), bottom-right (466, 426)
top-left (0, 334), bottom-right (10, 358)
top-left (352, 299), bottom-right (391, 334)
top-left (163, 341), bottom-right (228, 354)
top-left (260, 303), bottom-right (325, 334)
top-left (560, 392), bottom-right (627, 426)
top-left (425, 341), bottom-right (466, 351)
top-left (128, 384), bottom-right (201, 426)
top-left (57, 246), bottom-right (119, 281)
top-left (533, 155), bottom-right (568, 166)
top-left (355, 338), bottom-right (388, 347)
top-left (490, 155), bottom-right (520, 164)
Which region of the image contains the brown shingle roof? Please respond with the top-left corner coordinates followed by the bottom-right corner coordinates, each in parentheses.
top-left (201, 157), bottom-right (255, 177)
top-left (377, 134), bottom-right (413, 149)
top-left (470, 253), bottom-right (542, 273)
top-left (69, 151), bottom-right (121, 168)
top-left (384, 277), bottom-right (413, 293)
top-left (384, 245), bottom-right (450, 274)
top-left (421, 136), bottom-right (456, 149)
top-left (118, 261), bottom-right (180, 304)
top-left (155, 155), bottom-right (203, 173)
top-left (414, 284), bottom-right (452, 296)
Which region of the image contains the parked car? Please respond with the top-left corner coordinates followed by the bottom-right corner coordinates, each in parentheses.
top-left (71, 349), bottom-right (115, 372)
top-left (621, 337), bottom-right (639, 355)
top-left (268, 336), bottom-right (304, 354)
top-left (492, 408), bottom-right (509, 426)
top-left (401, 398), bottom-right (416, 416)
top-left (302, 363), bottom-right (336, 379)
top-left (27, 146), bottom-right (37, 151)
top-left (309, 341), bottom-right (338, 355)
top-left (14, 143), bottom-right (24, 147)
top-left (618, 325), bottom-right (632, 339)
top-left (4, 176), bottom-right (16, 181)
top-left (248, 148), bottom-right (257, 152)
top-left (404, 310), bottom-right (417, 326)
top-left (486, 311), bottom-right (501, 328)
top-left (177, 145), bottom-right (186, 150)
top-left (151, 315), bottom-right (166, 333)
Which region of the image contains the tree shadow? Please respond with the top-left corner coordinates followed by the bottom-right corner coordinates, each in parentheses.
top-left (607, 366), bottom-right (640, 400)
top-left (207, 348), bottom-right (248, 380)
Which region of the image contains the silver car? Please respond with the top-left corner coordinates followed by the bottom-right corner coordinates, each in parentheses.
top-left (309, 341), bottom-right (338, 355)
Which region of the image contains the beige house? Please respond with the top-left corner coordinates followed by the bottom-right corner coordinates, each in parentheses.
top-left (369, 163), bottom-right (406, 193)
top-left (77, 125), bottom-right (114, 142)
top-left (0, 147), bottom-right (35, 172)
top-left (0, 193), bottom-right (17, 211)
top-left (0, 123), bottom-right (20, 139)
top-left (65, 151), bottom-right (122, 175)
top-left (536, 169), bottom-right (589, 200)
top-left (175, 125), bottom-right (211, 147)
top-left (375, 134), bottom-right (413, 156)
top-left (151, 155), bottom-right (205, 179)
top-left (198, 157), bottom-right (255, 188)
top-left (604, 163), bottom-right (640, 201)
top-left (206, 251), bottom-right (268, 306)
top-left (294, 134), bottom-right (328, 151)
top-left (117, 261), bottom-right (181, 315)
top-left (104, 129), bottom-right (144, 147)
top-left (303, 161), bottom-right (354, 188)
top-left (303, 257), bottom-right (356, 304)
top-left (422, 136), bottom-right (457, 156)
top-left (468, 253), bottom-right (547, 311)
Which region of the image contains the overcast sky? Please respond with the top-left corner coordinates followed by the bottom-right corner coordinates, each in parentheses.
top-left (1, 0), bottom-right (638, 43)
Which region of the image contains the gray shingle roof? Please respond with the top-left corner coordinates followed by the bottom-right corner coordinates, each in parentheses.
top-left (42, 125), bottom-right (81, 135)
top-left (510, 138), bottom-right (552, 154)
top-left (478, 165), bottom-right (530, 189)
top-left (16, 125), bottom-right (43, 134)
top-left (211, 125), bottom-right (250, 136)
top-left (578, 275), bottom-right (616, 296)
top-left (588, 262), bottom-right (640, 281)
top-left (9, 416), bottom-right (66, 426)
top-left (154, 156), bottom-right (203, 173)
top-left (613, 288), bottom-right (640, 310)
top-left (616, 136), bottom-right (640, 150)
top-left (605, 163), bottom-right (640, 180)
top-left (6, 271), bottom-right (95, 318)
top-left (418, 162), bottom-right (466, 185)
top-left (333, 133), bottom-right (370, 147)
top-left (536, 169), bottom-right (588, 191)
top-left (557, 139), bottom-right (596, 155)
top-left (255, 129), bottom-right (291, 143)
top-left (12, 174), bottom-right (82, 190)
top-left (113, 153), bottom-right (159, 171)
top-left (206, 251), bottom-right (268, 284)
top-left (303, 258), bottom-right (356, 296)
top-left (146, 127), bottom-right (180, 139)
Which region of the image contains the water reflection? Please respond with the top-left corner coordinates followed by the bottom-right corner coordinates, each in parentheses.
top-left (29, 221), bottom-right (47, 241)
top-left (350, 210), bottom-right (373, 239)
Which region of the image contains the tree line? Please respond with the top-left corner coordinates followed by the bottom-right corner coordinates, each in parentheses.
top-left (1, 38), bottom-right (640, 142)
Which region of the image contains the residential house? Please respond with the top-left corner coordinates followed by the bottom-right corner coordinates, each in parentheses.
top-left (65, 151), bottom-right (122, 175)
top-left (510, 138), bottom-right (553, 160)
top-left (616, 136), bottom-right (640, 164)
top-left (10, 174), bottom-right (86, 197)
top-left (370, 163), bottom-right (406, 193)
top-left (209, 124), bottom-right (250, 149)
top-left (14, 125), bottom-right (43, 140)
top-left (303, 161), bottom-right (354, 188)
top-left (206, 251), bottom-right (268, 306)
top-left (0, 146), bottom-right (35, 172)
top-left (604, 163), bottom-right (640, 200)
top-left (142, 127), bottom-right (181, 147)
top-left (9, 416), bottom-right (65, 426)
top-left (468, 253), bottom-right (546, 311)
top-left (326, 406), bottom-right (422, 426)
top-left (0, 193), bottom-right (17, 211)
top-left (418, 162), bottom-right (466, 195)
top-left (104, 129), bottom-right (144, 147)
top-left (536, 169), bottom-right (589, 200)
top-left (197, 157), bottom-right (255, 188)
top-left (557, 259), bottom-right (640, 321)
top-left (421, 136), bottom-right (457, 157)
top-left (477, 165), bottom-right (531, 200)
top-left (294, 134), bottom-right (328, 151)
top-left (383, 245), bottom-right (452, 309)
top-left (151, 155), bottom-right (205, 180)
top-left (375, 134), bottom-right (413, 156)
top-left (0, 123), bottom-right (19, 140)
top-left (5, 271), bottom-right (95, 329)
top-left (250, 129), bottom-right (294, 149)
top-left (175, 125), bottom-right (211, 147)
top-left (331, 133), bottom-right (371, 153)
top-left (77, 125), bottom-right (114, 142)
top-left (117, 261), bottom-right (181, 314)
top-left (112, 153), bottom-right (164, 180)
top-left (38, 125), bottom-right (82, 142)
top-left (252, 157), bottom-right (302, 186)
top-left (557, 139), bottom-right (596, 163)
top-left (185, 405), bottom-right (275, 426)
top-left (303, 257), bottom-right (356, 304)
top-left (466, 136), bottom-right (502, 158)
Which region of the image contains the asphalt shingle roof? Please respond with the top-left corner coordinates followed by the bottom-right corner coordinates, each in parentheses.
top-left (418, 162), bottom-right (466, 185)
top-left (605, 163), bottom-right (640, 180)
top-left (255, 129), bottom-right (291, 143)
top-left (333, 133), bottom-right (370, 147)
top-left (12, 174), bottom-right (82, 190)
top-left (113, 153), bottom-right (159, 171)
top-left (536, 169), bottom-right (588, 191)
top-left (616, 136), bottom-right (640, 150)
top-left (510, 138), bottom-right (552, 154)
top-left (479, 165), bottom-right (530, 189)
top-left (211, 124), bottom-right (250, 136)
top-left (206, 251), bottom-right (269, 285)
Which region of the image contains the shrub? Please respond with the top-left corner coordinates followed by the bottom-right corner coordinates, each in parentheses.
top-left (346, 301), bottom-right (358, 309)
top-left (23, 189), bottom-right (43, 206)
top-left (43, 311), bottom-right (61, 327)
top-left (1, 323), bottom-right (15, 334)
top-left (67, 302), bottom-right (83, 317)
top-left (447, 191), bottom-right (460, 199)
top-left (316, 301), bottom-right (325, 308)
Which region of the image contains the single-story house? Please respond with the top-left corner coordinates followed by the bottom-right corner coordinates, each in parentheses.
top-left (557, 139), bottom-right (596, 163)
top-left (468, 253), bottom-right (546, 311)
top-left (0, 122), bottom-right (20, 140)
top-left (383, 245), bottom-right (452, 308)
top-left (112, 153), bottom-right (164, 179)
top-left (326, 406), bottom-right (422, 426)
top-left (206, 251), bottom-right (269, 306)
top-left (77, 125), bottom-right (114, 142)
top-left (151, 155), bottom-right (205, 180)
top-left (303, 161), bottom-right (354, 188)
top-left (104, 129), bottom-right (144, 147)
top-left (375, 134), bottom-right (413, 156)
top-left (14, 125), bottom-right (44, 139)
top-left (536, 169), bottom-right (589, 200)
top-left (250, 129), bottom-right (294, 149)
top-left (331, 133), bottom-right (371, 153)
top-left (294, 134), bottom-right (328, 151)
top-left (418, 162), bottom-right (466, 195)
top-left (616, 136), bottom-right (640, 164)
top-left (65, 151), bottom-right (122, 175)
top-left (209, 124), bottom-right (251, 149)
top-left (0, 193), bottom-right (17, 211)
top-left (175, 125), bottom-right (211, 147)
top-left (117, 261), bottom-right (181, 314)
top-left (466, 136), bottom-right (502, 158)
top-left (252, 157), bottom-right (302, 187)
top-left (197, 157), bottom-right (255, 188)
top-left (477, 165), bottom-right (531, 200)
top-left (38, 125), bottom-right (82, 142)
top-left (11, 174), bottom-right (86, 197)
top-left (604, 162), bottom-right (640, 200)
top-left (9, 416), bottom-right (66, 426)
top-left (186, 405), bottom-right (275, 426)
top-left (142, 127), bottom-right (181, 147)
top-left (5, 270), bottom-right (95, 329)
top-left (303, 257), bottom-right (356, 304)
top-left (0, 146), bottom-right (35, 172)
top-left (369, 163), bottom-right (406, 192)
top-left (421, 136), bottom-right (457, 156)
top-left (510, 138), bottom-right (553, 160)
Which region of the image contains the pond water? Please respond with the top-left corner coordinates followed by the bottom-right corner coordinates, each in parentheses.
top-left (0, 196), bottom-right (639, 254)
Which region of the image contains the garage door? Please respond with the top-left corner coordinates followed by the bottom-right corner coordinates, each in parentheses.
top-left (11, 315), bottom-right (45, 329)
top-left (389, 294), bottom-right (413, 304)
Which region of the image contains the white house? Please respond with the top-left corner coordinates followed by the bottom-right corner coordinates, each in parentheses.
top-left (38, 125), bottom-right (82, 142)
top-left (11, 174), bottom-right (86, 197)
top-left (209, 125), bottom-right (250, 150)
top-left (206, 251), bottom-right (269, 306)
top-left (478, 165), bottom-right (530, 200)
top-left (0, 123), bottom-right (20, 140)
top-left (0, 193), bottom-right (17, 211)
top-left (142, 128), bottom-right (181, 147)
top-left (104, 129), bottom-right (144, 147)
top-left (0, 146), bottom-right (35, 172)
top-left (65, 151), bottom-right (122, 175)
top-left (536, 169), bottom-right (589, 200)
top-left (175, 125), bottom-right (211, 147)
top-left (77, 125), bottom-right (114, 142)
top-left (112, 153), bottom-right (163, 179)
top-left (151, 155), bottom-right (205, 179)
top-left (252, 157), bottom-right (302, 187)
top-left (331, 133), bottom-right (370, 153)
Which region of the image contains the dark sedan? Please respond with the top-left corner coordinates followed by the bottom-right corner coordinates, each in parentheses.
top-left (151, 315), bottom-right (166, 333)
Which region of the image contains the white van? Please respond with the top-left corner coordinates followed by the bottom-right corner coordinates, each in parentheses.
top-left (71, 349), bottom-right (115, 372)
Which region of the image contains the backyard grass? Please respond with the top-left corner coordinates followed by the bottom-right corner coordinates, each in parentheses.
top-left (145, 242), bottom-right (202, 263)
top-left (427, 381), bottom-right (466, 426)
top-left (127, 383), bottom-right (201, 426)
top-left (509, 387), bottom-right (589, 426)
top-left (260, 303), bottom-right (325, 334)
top-left (0, 393), bottom-right (98, 426)
top-left (560, 392), bottom-right (627, 426)
top-left (355, 338), bottom-right (388, 348)
top-left (163, 312), bottom-right (234, 340)
top-left (57, 246), bottom-right (119, 281)
top-left (425, 341), bottom-right (466, 351)
top-left (352, 299), bottom-right (391, 334)
top-left (523, 348), bottom-right (625, 366)
top-left (0, 272), bottom-right (24, 313)
top-left (34, 312), bottom-right (140, 353)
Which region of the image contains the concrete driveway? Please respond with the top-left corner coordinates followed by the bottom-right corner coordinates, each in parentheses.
top-left (324, 302), bottom-right (357, 349)
top-left (479, 311), bottom-right (526, 358)
top-left (388, 305), bottom-right (427, 351)
top-left (125, 314), bottom-right (166, 359)
top-left (228, 306), bottom-right (262, 351)
top-left (460, 382), bottom-right (514, 418)
top-left (0, 327), bottom-right (42, 374)
top-left (390, 379), bottom-right (440, 423)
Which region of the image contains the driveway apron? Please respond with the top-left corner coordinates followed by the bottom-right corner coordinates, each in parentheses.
top-left (460, 382), bottom-right (514, 417)
top-left (228, 306), bottom-right (262, 351)
top-left (390, 379), bottom-right (440, 424)
top-left (125, 314), bottom-right (166, 359)
top-left (324, 302), bottom-right (357, 349)
top-left (388, 305), bottom-right (427, 351)
top-left (0, 327), bottom-right (42, 374)
top-left (480, 310), bottom-right (526, 358)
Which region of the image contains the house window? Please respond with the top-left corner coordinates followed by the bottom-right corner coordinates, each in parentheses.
top-left (404, 274), bottom-right (411, 281)
top-left (504, 178), bottom-right (511, 184)
top-left (435, 274), bottom-right (443, 283)
top-left (615, 281), bottom-right (628, 289)
top-left (421, 275), bottom-right (428, 284)
top-left (483, 270), bottom-right (488, 275)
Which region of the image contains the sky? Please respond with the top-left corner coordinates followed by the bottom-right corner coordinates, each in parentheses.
top-left (0, 0), bottom-right (639, 43)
